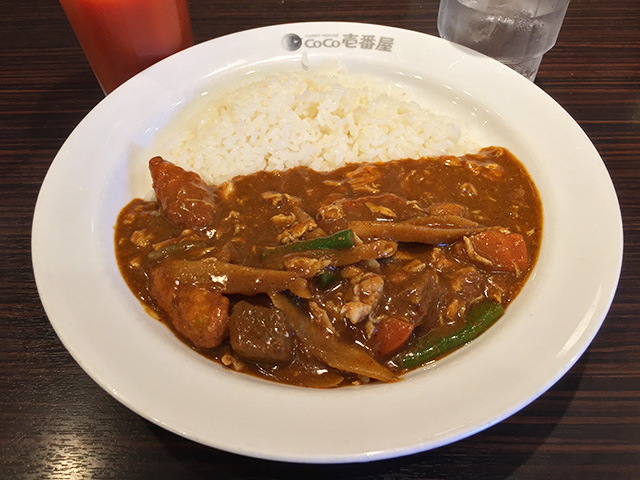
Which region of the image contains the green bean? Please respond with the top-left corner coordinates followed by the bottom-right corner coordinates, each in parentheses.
top-left (394, 301), bottom-right (504, 369)
top-left (262, 229), bottom-right (355, 258)
top-left (315, 267), bottom-right (340, 289)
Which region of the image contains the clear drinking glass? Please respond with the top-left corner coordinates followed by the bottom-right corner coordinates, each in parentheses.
top-left (437, 0), bottom-right (570, 81)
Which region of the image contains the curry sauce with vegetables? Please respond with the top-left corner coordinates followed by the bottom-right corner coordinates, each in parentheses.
top-left (115, 146), bottom-right (542, 387)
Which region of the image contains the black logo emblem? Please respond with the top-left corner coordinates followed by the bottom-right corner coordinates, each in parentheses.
top-left (282, 34), bottom-right (302, 51)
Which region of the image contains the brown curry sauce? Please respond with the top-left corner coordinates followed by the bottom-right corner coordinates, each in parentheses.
top-left (114, 146), bottom-right (542, 387)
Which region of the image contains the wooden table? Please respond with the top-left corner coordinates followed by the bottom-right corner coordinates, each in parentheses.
top-left (2, 1), bottom-right (638, 478)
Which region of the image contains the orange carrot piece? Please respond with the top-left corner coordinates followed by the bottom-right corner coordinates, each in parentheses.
top-left (469, 230), bottom-right (529, 274)
top-left (370, 317), bottom-right (415, 357)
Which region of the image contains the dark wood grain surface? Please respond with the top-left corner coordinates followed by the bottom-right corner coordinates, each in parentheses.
top-left (1, 1), bottom-right (638, 478)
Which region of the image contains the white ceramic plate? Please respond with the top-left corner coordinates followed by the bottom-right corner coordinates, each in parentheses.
top-left (32, 23), bottom-right (622, 463)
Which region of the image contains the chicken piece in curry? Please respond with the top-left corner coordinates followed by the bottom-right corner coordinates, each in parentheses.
top-left (114, 146), bottom-right (542, 387)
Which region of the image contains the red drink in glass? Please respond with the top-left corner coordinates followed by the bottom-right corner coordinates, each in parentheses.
top-left (59, 0), bottom-right (193, 94)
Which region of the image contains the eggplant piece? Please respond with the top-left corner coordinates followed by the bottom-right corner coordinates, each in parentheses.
top-left (229, 302), bottom-right (294, 364)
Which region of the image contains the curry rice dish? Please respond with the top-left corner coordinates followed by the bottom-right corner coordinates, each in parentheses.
top-left (115, 146), bottom-right (542, 388)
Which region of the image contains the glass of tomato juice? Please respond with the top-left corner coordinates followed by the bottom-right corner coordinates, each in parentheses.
top-left (59, 0), bottom-right (194, 94)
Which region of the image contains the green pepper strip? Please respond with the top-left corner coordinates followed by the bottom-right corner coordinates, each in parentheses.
top-left (394, 301), bottom-right (504, 369)
top-left (262, 229), bottom-right (355, 258)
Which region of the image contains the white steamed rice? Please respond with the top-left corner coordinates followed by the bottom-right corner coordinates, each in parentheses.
top-left (153, 65), bottom-right (477, 184)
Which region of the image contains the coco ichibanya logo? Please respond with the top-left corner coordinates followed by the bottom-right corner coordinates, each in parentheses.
top-left (282, 33), bottom-right (394, 52)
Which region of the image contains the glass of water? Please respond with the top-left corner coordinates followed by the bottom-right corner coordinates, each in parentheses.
top-left (437, 0), bottom-right (570, 81)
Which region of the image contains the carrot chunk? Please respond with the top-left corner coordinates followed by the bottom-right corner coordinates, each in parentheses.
top-left (370, 317), bottom-right (415, 356)
top-left (468, 230), bottom-right (529, 274)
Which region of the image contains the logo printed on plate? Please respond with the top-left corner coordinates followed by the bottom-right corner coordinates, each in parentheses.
top-left (282, 33), bottom-right (394, 52)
